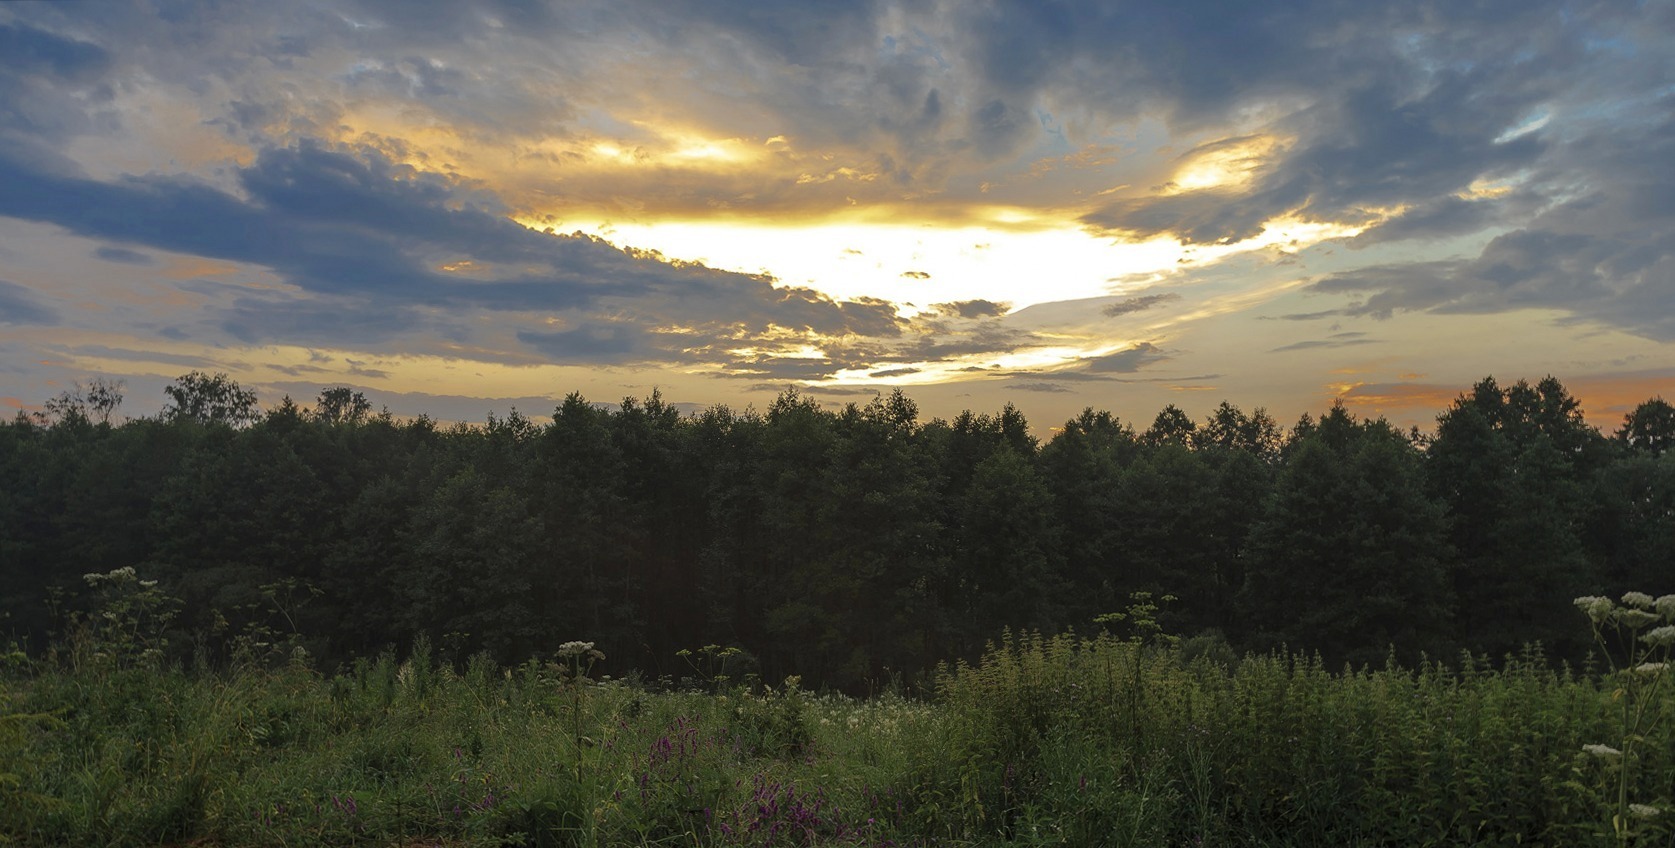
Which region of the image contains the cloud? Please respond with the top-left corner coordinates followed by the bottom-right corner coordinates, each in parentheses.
top-left (1084, 341), bottom-right (1171, 373)
top-left (1102, 292), bottom-right (1180, 317)
top-left (1264, 310), bottom-right (1341, 322)
top-left (517, 324), bottom-right (648, 363)
top-left (934, 299), bottom-right (1009, 318)
top-left (1009, 381), bottom-right (1072, 393)
top-left (0, 21), bottom-right (113, 173)
top-left (0, 22), bottom-right (109, 82)
top-left (93, 246), bottom-right (153, 265)
top-left (1113, 373), bottom-right (1221, 384)
top-left (0, 139), bottom-right (914, 367)
top-left (1270, 332), bottom-right (1378, 353)
top-left (1307, 96), bottom-right (1675, 342)
top-left (1331, 381), bottom-right (1469, 418)
top-left (0, 280), bottom-right (59, 326)
top-left (772, 383), bottom-right (881, 398)
top-left (50, 343), bottom-right (220, 369)
top-left (3, 0), bottom-right (1671, 403)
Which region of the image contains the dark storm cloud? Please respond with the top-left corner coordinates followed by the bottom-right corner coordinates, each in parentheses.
top-left (0, 280), bottom-right (59, 326)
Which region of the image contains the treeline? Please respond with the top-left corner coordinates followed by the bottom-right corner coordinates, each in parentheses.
top-left (2, 373), bottom-right (1672, 688)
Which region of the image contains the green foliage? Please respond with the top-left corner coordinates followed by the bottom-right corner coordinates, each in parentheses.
top-left (1574, 592), bottom-right (1675, 845)
top-left (725, 676), bottom-right (814, 759)
top-left (1240, 413), bottom-right (1453, 667)
top-left (4, 372), bottom-right (1669, 691)
top-left (2, 607), bottom-right (1673, 847)
top-left (61, 567), bottom-right (178, 671)
top-left (919, 629), bottom-right (1649, 847)
top-left (162, 371), bottom-right (260, 427)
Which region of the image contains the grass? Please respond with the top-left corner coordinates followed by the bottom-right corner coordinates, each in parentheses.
top-left (1, 622), bottom-right (1672, 846)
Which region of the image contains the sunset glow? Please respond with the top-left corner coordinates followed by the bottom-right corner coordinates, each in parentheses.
top-left (0, 2), bottom-right (1671, 432)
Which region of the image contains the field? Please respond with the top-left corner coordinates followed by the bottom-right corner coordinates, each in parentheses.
top-left (4, 597), bottom-right (1674, 847)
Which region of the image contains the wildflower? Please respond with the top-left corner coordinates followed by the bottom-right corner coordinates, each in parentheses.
top-left (557, 641), bottom-right (595, 657)
top-left (1576, 596), bottom-right (1614, 623)
top-left (1583, 743), bottom-right (1623, 759)
top-left (1658, 595), bottom-right (1675, 621)
top-left (1622, 591), bottom-right (1656, 609)
top-left (1614, 609), bottom-right (1661, 629)
top-left (1633, 662), bottom-right (1668, 675)
top-left (1630, 803), bottom-right (1662, 819)
top-left (1641, 625), bottom-right (1675, 648)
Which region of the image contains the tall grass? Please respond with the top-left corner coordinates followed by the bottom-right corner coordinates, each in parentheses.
top-left (917, 630), bottom-right (1667, 846)
top-left (2, 595), bottom-right (1672, 845)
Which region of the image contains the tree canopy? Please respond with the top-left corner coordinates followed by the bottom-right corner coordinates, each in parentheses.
top-left (3, 373), bottom-right (1666, 687)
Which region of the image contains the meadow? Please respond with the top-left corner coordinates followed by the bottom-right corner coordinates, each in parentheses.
top-left (3, 590), bottom-right (1672, 847)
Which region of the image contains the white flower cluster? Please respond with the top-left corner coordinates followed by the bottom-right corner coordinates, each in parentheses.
top-left (557, 640), bottom-right (606, 661)
top-left (83, 566), bottom-right (138, 586)
top-left (1573, 593), bottom-right (1675, 628)
top-left (1630, 803), bottom-right (1663, 819)
top-left (1644, 626), bottom-right (1675, 648)
top-left (1582, 743), bottom-right (1623, 759)
top-left (1575, 596), bottom-right (1615, 624)
top-left (807, 692), bottom-right (940, 738)
top-left (1622, 591), bottom-right (1656, 609)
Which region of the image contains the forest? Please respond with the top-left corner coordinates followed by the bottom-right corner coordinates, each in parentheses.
top-left (4, 371), bottom-right (1672, 688)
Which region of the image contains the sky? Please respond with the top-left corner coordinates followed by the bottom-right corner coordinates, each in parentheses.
top-left (2, 0), bottom-right (1674, 434)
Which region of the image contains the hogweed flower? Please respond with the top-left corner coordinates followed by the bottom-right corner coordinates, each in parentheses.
top-left (558, 641), bottom-right (606, 662)
top-left (1633, 662), bottom-right (1668, 675)
top-left (1642, 625), bottom-right (1675, 648)
top-left (1583, 743), bottom-right (1623, 759)
top-left (1656, 595), bottom-right (1675, 620)
top-left (1630, 803), bottom-right (1662, 819)
top-left (1576, 596), bottom-right (1615, 624)
top-left (1622, 591), bottom-right (1656, 609)
top-left (1614, 609), bottom-right (1661, 629)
